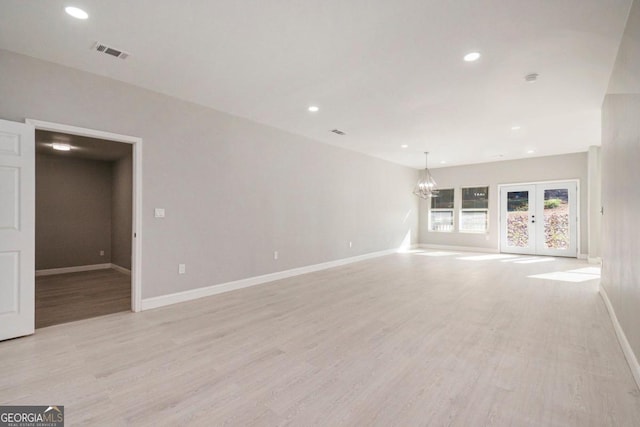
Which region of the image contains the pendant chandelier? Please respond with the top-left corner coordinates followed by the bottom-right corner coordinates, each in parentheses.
top-left (413, 152), bottom-right (438, 199)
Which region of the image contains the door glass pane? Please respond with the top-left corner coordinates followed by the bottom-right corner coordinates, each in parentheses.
top-left (507, 191), bottom-right (529, 247)
top-left (544, 189), bottom-right (569, 249)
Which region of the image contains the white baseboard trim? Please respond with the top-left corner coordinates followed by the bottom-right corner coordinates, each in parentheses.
top-left (578, 253), bottom-right (588, 260)
top-left (141, 247), bottom-right (402, 311)
top-left (418, 244), bottom-right (499, 254)
top-left (588, 257), bottom-right (602, 265)
top-left (110, 263), bottom-right (131, 275)
top-left (599, 283), bottom-right (640, 389)
top-left (35, 263), bottom-right (112, 276)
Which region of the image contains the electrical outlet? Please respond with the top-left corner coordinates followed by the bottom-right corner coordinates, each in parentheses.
top-left (178, 264), bottom-right (186, 274)
top-left (273, 251), bottom-right (278, 260)
top-left (99, 250), bottom-right (105, 256)
top-left (154, 208), bottom-right (166, 218)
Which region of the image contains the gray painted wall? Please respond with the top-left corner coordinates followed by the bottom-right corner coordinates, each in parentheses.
top-left (36, 154), bottom-right (112, 269)
top-left (0, 49), bottom-right (419, 299)
top-left (601, 0), bottom-right (640, 369)
top-left (419, 153), bottom-right (589, 254)
top-left (111, 153), bottom-right (133, 270)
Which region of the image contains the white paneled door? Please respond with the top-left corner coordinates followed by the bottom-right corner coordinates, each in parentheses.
top-left (500, 181), bottom-right (578, 257)
top-left (0, 119), bottom-right (35, 341)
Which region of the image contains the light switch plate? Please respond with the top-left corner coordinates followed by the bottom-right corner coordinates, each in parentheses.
top-left (154, 208), bottom-right (165, 218)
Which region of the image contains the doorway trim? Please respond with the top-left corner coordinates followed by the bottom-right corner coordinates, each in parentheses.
top-left (497, 179), bottom-right (580, 257)
top-left (26, 119), bottom-right (143, 312)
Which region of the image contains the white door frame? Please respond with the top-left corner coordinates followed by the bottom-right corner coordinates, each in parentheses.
top-left (498, 179), bottom-right (580, 257)
top-left (26, 119), bottom-right (143, 312)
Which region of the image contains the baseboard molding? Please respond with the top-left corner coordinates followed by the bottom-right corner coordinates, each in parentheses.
top-left (141, 247), bottom-right (401, 311)
top-left (110, 263), bottom-right (131, 275)
top-left (599, 283), bottom-right (640, 389)
top-left (418, 244), bottom-right (499, 254)
top-left (35, 263), bottom-right (112, 276)
top-left (578, 253), bottom-right (588, 260)
top-left (588, 256), bottom-right (602, 265)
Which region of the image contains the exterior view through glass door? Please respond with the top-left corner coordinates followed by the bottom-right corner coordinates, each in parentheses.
top-left (500, 181), bottom-right (577, 257)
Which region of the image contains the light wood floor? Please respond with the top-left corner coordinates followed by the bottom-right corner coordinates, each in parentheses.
top-left (36, 269), bottom-right (131, 328)
top-left (2, 251), bottom-right (639, 426)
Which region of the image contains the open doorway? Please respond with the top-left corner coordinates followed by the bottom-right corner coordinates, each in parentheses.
top-left (34, 130), bottom-right (133, 328)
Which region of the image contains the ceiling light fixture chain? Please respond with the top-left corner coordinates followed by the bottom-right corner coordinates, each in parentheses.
top-left (413, 151), bottom-right (439, 199)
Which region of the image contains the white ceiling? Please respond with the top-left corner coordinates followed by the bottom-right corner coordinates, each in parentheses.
top-left (0, 0), bottom-right (632, 169)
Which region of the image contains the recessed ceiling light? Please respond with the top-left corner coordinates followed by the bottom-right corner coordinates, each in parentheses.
top-left (440, 161), bottom-right (447, 164)
top-left (52, 143), bottom-right (71, 151)
top-left (527, 150), bottom-right (535, 154)
top-left (401, 144), bottom-right (408, 148)
top-left (308, 106), bottom-right (319, 112)
top-left (511, 125), bottom-right (521, 131)
top-left (464, 52), bottom-right (481, 62)
top-left (65, 6), bottom-right (89, 19)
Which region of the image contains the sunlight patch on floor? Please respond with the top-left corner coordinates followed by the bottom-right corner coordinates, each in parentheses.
top-left (500, 257), bottom-right (538, 263)
top-left (528, 271), bottom-right (599, 283)
top-left (567, 267), bottom-right (601, 276)
top-left (416, 251), bottom-right (460, 257)
top-left (458, 254), bottom-right (519, 261)
top-left (514, 258), bottom-right (556, 264)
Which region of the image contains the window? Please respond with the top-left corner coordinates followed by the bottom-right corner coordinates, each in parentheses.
top-left (429, 189), bottom-right (454, 232)
top-left (460, 186), bottom-right (489, 232)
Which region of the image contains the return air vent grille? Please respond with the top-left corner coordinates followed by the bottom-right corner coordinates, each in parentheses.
top-left (331, 129), bottom-right (346, 135)
top-left (92, 42), bottom-right (130, 60)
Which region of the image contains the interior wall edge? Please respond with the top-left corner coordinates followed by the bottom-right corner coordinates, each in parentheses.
top-left (35, 263), bottom-right (112, 277)
top-left (599, 282), bottom-right (640, 389)
top-left (110, 264), bottom-right (132, 276)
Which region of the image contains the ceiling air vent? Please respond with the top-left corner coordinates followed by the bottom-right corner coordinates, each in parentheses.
top-left (331, 129), bottom-right (346, 136)
top-left (92, 42), bottom-right (130, 60)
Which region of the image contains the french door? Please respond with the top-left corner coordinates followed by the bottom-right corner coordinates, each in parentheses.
top-left (500, 181), bottom-right (577, 257)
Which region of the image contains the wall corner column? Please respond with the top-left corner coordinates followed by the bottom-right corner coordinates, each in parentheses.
top-left (587, 145), bottom-right (602, 264)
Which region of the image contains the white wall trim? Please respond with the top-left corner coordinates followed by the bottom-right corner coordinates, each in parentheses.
top-left (578, 253), bottom-right (588, 260)
top-left (599, 283), bottom-right (640, 390)
top-left (418, 243), bottom-right (499, 254)
top-left (35, 263), bottom-right (112, 276)
top-left (26, 119), bottom-right (141, 144)
top-left (141, 248), bottom-right (400, 310)
top-left (27, 119), bottom-right (143, 312)
top-left (111, 263), bottom-right (132, 275)
top-left (588, 257), bottom-right (602, 265)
